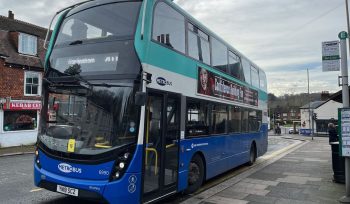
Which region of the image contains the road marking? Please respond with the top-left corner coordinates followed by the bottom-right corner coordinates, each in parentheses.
top-left (30, 188), bottom-right (43, 192)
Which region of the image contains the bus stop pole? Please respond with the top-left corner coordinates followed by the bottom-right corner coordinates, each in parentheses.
top-left (340, 35), bottom-right (350, 203)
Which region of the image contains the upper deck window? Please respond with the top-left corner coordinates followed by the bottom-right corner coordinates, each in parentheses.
top-left (152, 2), bottom-right (185, 53)
top-left (228, 51), bottom-right (242, 80)
top-left (187, 23), bottom-right (210, 64)
top-left (55, 2), bottom-right (141, 45)
top-left (259, 71), bottom-right (267, 91)
top-left (251, 66), bottom-right (259, 88)
top-left (242, 58), bottom-right (251, 84)
top-left (211, 37), bottom-right (228, 73)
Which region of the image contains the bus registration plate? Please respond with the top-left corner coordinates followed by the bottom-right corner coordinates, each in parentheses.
top-left (57, 185), bottom-right (78, 196)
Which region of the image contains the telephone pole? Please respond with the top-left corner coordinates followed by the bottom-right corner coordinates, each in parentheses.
top-left (340, 1), bottom-right (350, 202)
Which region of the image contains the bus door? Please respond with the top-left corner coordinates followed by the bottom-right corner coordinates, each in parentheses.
top-left (143, 92), bottom-right (180, 202)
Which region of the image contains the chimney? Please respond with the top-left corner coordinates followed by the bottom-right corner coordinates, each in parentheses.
top-left (321, 91), bottom-right (330, 101)
top-left (8, 10), bottom-right (14, 20)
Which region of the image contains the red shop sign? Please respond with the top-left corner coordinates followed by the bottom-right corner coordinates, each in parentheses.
top-left (3, 102), bottom-right (41, 110)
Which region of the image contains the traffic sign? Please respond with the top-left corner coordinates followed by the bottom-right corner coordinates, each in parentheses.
top-left (322, 41), bottom-right (340, 72)
top-left (339, 31), bottom-right (348, 40)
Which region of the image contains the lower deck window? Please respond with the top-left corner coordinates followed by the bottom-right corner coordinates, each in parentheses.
top-left (186, 101), bottom-right (209, 137)
top-left (3, 110), bottom-right (37, 131)
top-left (185, 98), bottom-right (262, 138)
top-left (211, 105), bottom-right (227, 134)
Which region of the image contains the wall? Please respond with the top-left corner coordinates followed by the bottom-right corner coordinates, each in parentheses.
top-left (300, 109), bottom-right (311, 129)
top-left (0, 109), bottom-right (38, 147)
top-left (314, 100), bottom-right (342, 134)
top-left (300, 100), bottom-right (342, 134)
top-left (0, 61), bottom-right (41, 100)
top-left (314, 100), bottom-right (342, 120)
top-left (0, 59), bottom-right (41, 147)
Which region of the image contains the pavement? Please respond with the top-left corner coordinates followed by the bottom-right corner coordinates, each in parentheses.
top-left (0, 145), bottom-right (35, 156)
top-left (181, 135), bottom-right (345, 204)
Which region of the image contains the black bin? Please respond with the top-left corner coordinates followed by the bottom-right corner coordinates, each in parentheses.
top-left (330, 142), bottom-right (345, 183)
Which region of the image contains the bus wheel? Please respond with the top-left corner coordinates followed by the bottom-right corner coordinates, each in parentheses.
top-left (247, 144), bottom-right (256, 166)
top-left (185, 154), bottom-right (204, 194)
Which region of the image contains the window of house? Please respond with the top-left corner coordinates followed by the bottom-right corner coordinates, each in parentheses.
top-left (228, 106), bottom-right (241, 133)
top-left (211, 104), bottom-right (227, 134)
top-left (18, 33), bottom-right (37, 55)
top-left (24, 72), bottom-right (41, 96)
top-left (187, 23), bottom-right (210, 64)
top-left (228, 51), bottom-right (242, 79)
top-left (186, 100), bottom-right (209, 137)
top-left (3, 110), bottom-right (37, 131)
top-left (152, 2), bottom-right (185, 53)
top-left (211, 37), bottom-right (228, 73)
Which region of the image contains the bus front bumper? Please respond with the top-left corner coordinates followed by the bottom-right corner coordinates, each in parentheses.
top-left (34, 164), bottom-right (141, 203)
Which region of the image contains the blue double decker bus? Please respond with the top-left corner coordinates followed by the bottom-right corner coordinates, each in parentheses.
top-left (34, 0), bottom-right (268, 203)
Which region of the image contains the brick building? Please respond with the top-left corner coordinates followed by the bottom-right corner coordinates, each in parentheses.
top-left (0, 11), bottom-right (47, 147)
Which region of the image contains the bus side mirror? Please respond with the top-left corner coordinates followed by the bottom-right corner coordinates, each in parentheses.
top-left (135, 92), bottom-right (146, 106)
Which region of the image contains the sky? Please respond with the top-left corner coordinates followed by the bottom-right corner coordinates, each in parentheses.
top-left (0, 0), bottom-right (348, 96)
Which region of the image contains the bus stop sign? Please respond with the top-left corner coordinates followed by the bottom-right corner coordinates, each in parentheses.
top-left (339, 108), bottom-right (350, 156)
top-left (339, 31), bottom-right (348, 40)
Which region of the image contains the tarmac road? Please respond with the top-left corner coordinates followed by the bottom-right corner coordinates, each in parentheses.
top-left (0, 136), bottom-right (299, 204)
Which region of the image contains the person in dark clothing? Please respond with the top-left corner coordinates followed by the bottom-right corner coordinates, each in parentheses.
top-left (328, 123), bottom-right (338, 143)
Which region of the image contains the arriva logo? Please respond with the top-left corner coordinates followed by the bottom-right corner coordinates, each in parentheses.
top-left (156, 77), bottom-right (172, 86)
top-left (58, 163), bottom-right (82, 174)
top-left (156, 77), bottom-right (167, 86)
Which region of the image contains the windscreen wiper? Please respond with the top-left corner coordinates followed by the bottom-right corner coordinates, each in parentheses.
top-left (45, 76), bottom-right (132, 88)
top-left (90, 83), bottom-right (133, 88)
top-left (44, 75), bottom-right (92, 88)
top-left (69, 40), bottom-right (83, 45)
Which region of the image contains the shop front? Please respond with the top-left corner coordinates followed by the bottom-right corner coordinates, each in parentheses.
top-left (0, 100), bottom-right (41, 147)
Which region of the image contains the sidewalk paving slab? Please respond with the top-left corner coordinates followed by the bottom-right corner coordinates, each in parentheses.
top-left (0, 145), bottom-right (35, 157)
top-left (181, 136), bottom-right (346, 204)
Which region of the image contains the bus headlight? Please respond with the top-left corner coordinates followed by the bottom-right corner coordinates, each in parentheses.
top-left (119, 162), bottom-right (125, 169)
top-left (123, 152), bottom-right (130, 160)
top-left (110, 150), bottom-right (133, 181)
top-left (35, 148), bottom-right (41, 169)
top-left (114, 172), bottom-right (120, 179)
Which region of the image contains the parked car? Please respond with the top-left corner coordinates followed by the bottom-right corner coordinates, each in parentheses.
top-left (288, 128), bottom-right (299, 134)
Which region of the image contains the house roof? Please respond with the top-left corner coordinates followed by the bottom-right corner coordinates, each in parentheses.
top-left (0, 15), bottom-right (47, 39)
top-left (0, 14), bottom-right (47, 69)
top-left (300, 101), bottom-right (325, 109)
top-left (323, 88), bottom-right (350, 105)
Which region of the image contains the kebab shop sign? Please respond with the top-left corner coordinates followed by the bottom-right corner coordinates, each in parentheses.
top-left (3, 101), bottom-right (41, 110)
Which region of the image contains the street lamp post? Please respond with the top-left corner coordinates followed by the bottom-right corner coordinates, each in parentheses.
top-left (307, 68), bottom-right (313, 139)
top-left (346, 0), bottom-right (350, 50)
top-left (341, 1), bottom-right (350, 202)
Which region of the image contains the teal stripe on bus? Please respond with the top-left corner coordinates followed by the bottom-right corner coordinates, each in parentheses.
top-left (44, 10), bottom-right (70, 70)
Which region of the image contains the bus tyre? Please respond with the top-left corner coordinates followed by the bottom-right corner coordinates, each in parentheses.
top-left (248, 144), bottom-right (256, 166)
top-left (185, 154), bottom-right (204, 194)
